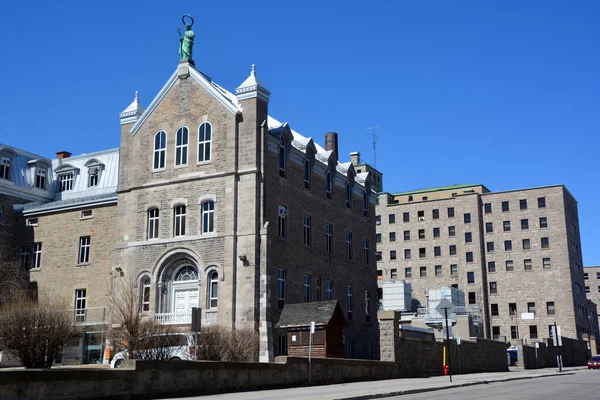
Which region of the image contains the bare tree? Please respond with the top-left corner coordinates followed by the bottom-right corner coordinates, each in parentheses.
top-left (0, 229), bottom-right (29, 306)
top-left (0, 290), bottom-right (78, 368)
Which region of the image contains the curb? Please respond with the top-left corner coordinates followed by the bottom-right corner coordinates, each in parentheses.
top-left (334, 372), bottom-right (575, 400)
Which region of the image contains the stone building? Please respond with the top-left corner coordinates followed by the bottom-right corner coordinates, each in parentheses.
top-left (376, 183), bottom-right (591, 345)
top-left (584, 265), bottom-right (600, 340)
top-left (0, 59), bottom-right (379, 363)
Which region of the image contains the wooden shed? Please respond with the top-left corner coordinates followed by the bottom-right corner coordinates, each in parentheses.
top-left (276, 300), bottom-right (347, 358)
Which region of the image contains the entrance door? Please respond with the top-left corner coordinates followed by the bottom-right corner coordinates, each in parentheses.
top-left (173, 287), bottom-right (199, 314)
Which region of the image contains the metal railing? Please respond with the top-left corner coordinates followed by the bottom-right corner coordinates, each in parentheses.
top-left (417, 306), bottom-right (482, 325)
top-left (155, 311), bottom-right (192, 325)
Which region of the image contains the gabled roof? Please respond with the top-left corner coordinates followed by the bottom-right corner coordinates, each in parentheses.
top-left (276, 300), bottom-right (346, 328)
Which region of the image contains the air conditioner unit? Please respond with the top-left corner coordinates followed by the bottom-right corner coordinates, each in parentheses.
top-left (278, 206), bottom-right (288, 216)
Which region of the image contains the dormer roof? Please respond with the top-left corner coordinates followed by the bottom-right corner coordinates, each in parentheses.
top-left (235, 64), bottom-right (271, 103)
top-left (120, 91), bottom-right (145, 125)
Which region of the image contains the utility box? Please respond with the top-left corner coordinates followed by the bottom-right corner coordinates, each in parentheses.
top-left (381, 280), bottom-right (412, 311)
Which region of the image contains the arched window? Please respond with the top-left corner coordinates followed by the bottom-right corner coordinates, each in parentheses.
top-left (325, 171), bottom-right (332, 200)
top-left (153, 131), bottom-right (167, 170)
top-left (175, 126), bottom-right (189, 166)
top-left (175, 265), bottom-right (198, 281)
top-left (198, 122), bottom-right (212, 162)
top-left (201, 201), bottom-right (215, 233)
top-left (207, 271), bottom-right (218, 309)
top-left (173, 205), bottom-right (186, 237)
top-left (278, 138), bottom-right (286, 178)
top-left (140, 276), bottom-right (151, 312)
top-left (304, 159), bottom-right (311, 190)
top-left (363, 191), bottom-right (369, 217)
top-left (345, 183), bottom-right (351, 209)
top-left (147, 208), bottom-right (159, 239)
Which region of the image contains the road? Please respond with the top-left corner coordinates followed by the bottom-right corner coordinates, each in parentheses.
top-left (386, 370), bottom-right (599, 400)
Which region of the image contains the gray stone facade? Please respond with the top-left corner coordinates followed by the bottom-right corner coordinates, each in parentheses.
top-left (376, 184), bottom-right (589, 344)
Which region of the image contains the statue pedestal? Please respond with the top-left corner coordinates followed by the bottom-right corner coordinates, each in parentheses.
top-left (177, 62), bottom-right (191, 79)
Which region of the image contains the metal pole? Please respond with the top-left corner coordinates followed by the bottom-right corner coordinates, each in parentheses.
top-left (308, 329), bottom-right (313, 384)
top-left (445, 307), bottom-right (452, 382)
top-left (554, 321), bottom-right (562, 373)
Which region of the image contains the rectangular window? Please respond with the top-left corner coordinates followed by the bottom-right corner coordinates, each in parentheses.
top-left (465, 232), bottom-right (472, 243)
top-left (448, 226), bottom-right (456, 237)
top-left (278, 206), bottom-right (287, 239)
top-left (389, 232), bottom-right (396, 242)
top-left (376, 233), bottom-right (382, 243)
top-left (403, 268), bottom-right (410, 278)
top-left (304, 160), bottom-right (311, 190)
top-left (20, 245), bottom-right (30, 268)
top-left (450, 264), bottom-right (458, 276)
top-left (403, 230), bottom-right (410, 241)
top-left (35, 168), bottom-right (47, 189)
top-left (419, 248), bottom-right (426, 258)
top-left (432, 209), bottom-right (439, 219)
top-left (485, 222), bottom-right (493, 233)
top-left (487, 242), bottom-right (495, 253)
top-left (420, 266), bottom-right (427, 277)
top-left (546, 301), bottom-right (555, 315)
top-left (32, 242), bottom-right (42, 269)
top-left (467, 271), bottom-right (475, 283)
top-left (175, 127), bottom-right (189, 166)
top-left (447, 207), bottom-right (455, 218)
top-left (75, 289), bottom-right (87, 323)
top-left (484, 203), bottom-right (492, 213)
top-left (434, 246), bottom-right (441, 257)
top-left (346, 286), bottom-right (353, 321)
top-left (488, 261), bottom-right (496, 273)
top-left (390, 250), bottom-right (397, 261)
top-left (541, 237), bottom-right (550, 249)
top-left (502, 201), bottom-right (509, 212)
top-left (586, 286), bottom-right (590, 293)
top-left (509, 303), bottom-right (517, 316)
top-left (418, 229), bottom-right (425, 239)
top-left (27, 218), bottom-right (38, 226)
top-left (464, 213), bottom-right (471, 224)
top-left (389, 214), bottom-right (396, 224)
top-left (433, 227), bottom-right (440, 238)
top-left (363, 240), bottom-right (370, 266)
top-left (365, 290), bottom-right (371, 323)
top-left (81, 210), bottom-right (93, 219)
top-left (173, 205), bottom-right (186, 237)
top-left (418, 210), bottom-right (424, 220)
top-left (489, 281), bottom-right (498, 295)
top-left (404, 249), bottom-right (411, 259)
top-left (542, 257), bottom-right (551, 269)
top-left (504, 240), bottom-right (512, 251)
top-left (539, 217), bottom-right (548, 228)
top-left (491, 303), bottom-right (499, 316)
top-left (449, 245), bottom-right (456, 256)
top-left (584, 273), bottom-right (589, 280)
top-left (538, 197), bottom-right (546, 208)
top-left (522, 239), bottom-right (531, 250)
top-left (435, 265), bottom-right (442, 276)
top-left (326, 280), bottom-right (334, 300)
top-left (325, 224), bottom-right (333, 253)
top-left (524, 259), bottom-right (532, 270)
top-left (511, 326), bottom-right (519, 339)
top-left (492, 326), bottom-right (500, 340)
top-left (375, 215), bottom-right (381, 225)
top-left (503, 221), bottom-right (511, 232)
top-left (468, 292), bottom-right (476, 305)
top-left (527, 302), bottom-right (536, 314)
top-left (506, 260), bottom-right (514, 271)
top-left (78, 236), bottom-right (91, 264)
top-left (0, 157), bottom-right (11, 180)
top-left (147, 208), bottom-right (159, 240)
top-left (345, 232), bottom-right (353, 260)
top-left (521, 219), bottom-right (529, 230)
top-left (466, 252), bottom-right (473, 263)
top-left (58, 173), bottom-right (74, 192)
top-left (303, 274), bottom-right (311, 302)
top-left (385, 268), bottom-right (395, 279)
top-left (403, 212), bottom-right (409, 222)
top-left (529, 325), bottom-right (538, 339)
top-left (519, 199), bottom-right (528, 210)
top-left (87, 167), bottom-right (99, 187)
top-left (375, 251), bottom-right (382, 261)
top-left (277, 269), bottom-right (286, 309)
top-left (303, 215), bottom-right (312, 246)
top-left (278, 334), bottom-right (288, 356)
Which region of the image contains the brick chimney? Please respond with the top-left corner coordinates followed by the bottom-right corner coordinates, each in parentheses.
top-left (56, 151), bottom-right (72, 159)
top-left (325, 132), bottom-right (338, 162)
top-left (350, 151), bottom-right (360, 165)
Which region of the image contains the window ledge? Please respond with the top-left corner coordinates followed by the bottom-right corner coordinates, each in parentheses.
top-left (197, 161), bottom-right (212, 166)
top-left (80, 216), bottom-right (94, 221)
top-left (76, 262), bottom-right (91, 267)
top-left (205, 310), bottom-right (217, 314)
top-left (152, 168), bottom-right (166, 173)
top-left (174, 164), bottom-right (189, 169)
top-left (29, 267), bottom-right (41, 272)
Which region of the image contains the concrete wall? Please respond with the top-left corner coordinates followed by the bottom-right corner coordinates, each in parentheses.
top-left (517, 337), bottom-right (588, 369)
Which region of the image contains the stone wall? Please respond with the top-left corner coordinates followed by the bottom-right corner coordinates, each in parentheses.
top-left (517, 337), bottom-right (588, 369)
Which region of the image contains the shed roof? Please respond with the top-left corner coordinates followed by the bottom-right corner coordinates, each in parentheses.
top-left (276, 300), bottom-right (345, 328)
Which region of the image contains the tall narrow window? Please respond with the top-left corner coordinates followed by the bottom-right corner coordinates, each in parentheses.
top-left (20, 245), bottom-right (30, 268)
top-left (78, 236), bottom-right (90, 263)
top-left (58, 173), bottom-right (74, 192)
top-left (277, 269), bottom-right (286, 309)
top-left (75, 289), bottom-right (87, 323)
top-left (345, 232), bottom-right (353, 260)
top-left (363, 239), bottom-right (370, 266)
top-left (208, 271), bottom-right (218, 309)
top-left (325, 171), bottom-right (332, 199)
top-left (175, 126), bottom-right (189, 166)
top-left (0, 158), bottom-right (11, 180)
top-left (153, 131), bottom-right (166, 170)
top-left (346, 286), bottom-right (354, 321)
top-left (173, 205), bottom-right (186, 237)
top-left (35, 168), bottom-right (47, 189)
top-left (87, 167), bottom-right (99, 187)
top-left (345, 183), bottom-right (351, 209)
top-left (202, 201), bottom-right (215, 233)
top-left (198, 122), bottom-right (212, 162)
top-left (141, 276), bottom-right (151, 312)
top-left (278, 206), bottom-right (287, 238)
top-left (365, 290), bottom-right (371, 323)
top-left (363, 192), bottom-right (369, 217)
top-left (303, 274), bottom-right (312, 302)
top-left (303, 215), bottom-right (312, 246)
top-left (32, 242), bottom-right (42, 269)
top-left (147, 208), bottom-right (159, 239)
top-left (279, 138), bottom-right (286, 178)
top-left (326, 280), bottom-right (334, 300)
top-left (316, 277), bottom-right (322, 301)
top-left (325, 224), bottom-right (333, 254)
top-left (304, 159), bottom-right (311, 190)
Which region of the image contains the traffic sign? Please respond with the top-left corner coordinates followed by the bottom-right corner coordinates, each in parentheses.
top-left (436, 298), bottom-right (455, 315)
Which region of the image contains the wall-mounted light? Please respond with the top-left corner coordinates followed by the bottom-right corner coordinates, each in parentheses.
top-left (239, 255), bottom-right (250, 267)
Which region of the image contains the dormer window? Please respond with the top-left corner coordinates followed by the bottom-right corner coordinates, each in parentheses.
top-left (88, 167), bottom-right (99, 187)
top-left (35, 169), bottom-right (47, 189)
top-left (0, 158), bottom-right (10, 180)
top-left (58, 173), bottom-right (74, 192)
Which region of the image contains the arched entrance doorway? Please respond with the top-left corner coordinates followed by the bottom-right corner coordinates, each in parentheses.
top-left (155, 255), bottom-right (200, 324)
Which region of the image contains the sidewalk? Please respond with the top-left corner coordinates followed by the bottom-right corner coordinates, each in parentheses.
top-left (188, 367), bottom-right (585, 400)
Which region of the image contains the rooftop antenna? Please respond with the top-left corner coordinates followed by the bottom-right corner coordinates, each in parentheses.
top-left (364, 127), bottom-right (380, 168)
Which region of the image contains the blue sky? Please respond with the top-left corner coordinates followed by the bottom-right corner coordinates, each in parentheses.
top-left (1, 1), bottom-right (598, 264)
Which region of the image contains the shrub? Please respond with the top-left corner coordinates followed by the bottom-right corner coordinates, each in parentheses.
top-left (196, 325), bottom-right (258, 362)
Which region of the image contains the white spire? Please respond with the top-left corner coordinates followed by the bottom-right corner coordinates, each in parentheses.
top-left (120, 91), bottom-right (145, 125)
top-left (236, 64), bottom-right (270, 103)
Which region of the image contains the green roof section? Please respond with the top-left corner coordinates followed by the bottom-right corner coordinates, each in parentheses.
top-left (392, 184), bottom-right (490, 196)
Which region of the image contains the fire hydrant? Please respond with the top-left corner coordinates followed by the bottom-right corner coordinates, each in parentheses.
top-left (443, 365), bottom-right (449, 375)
